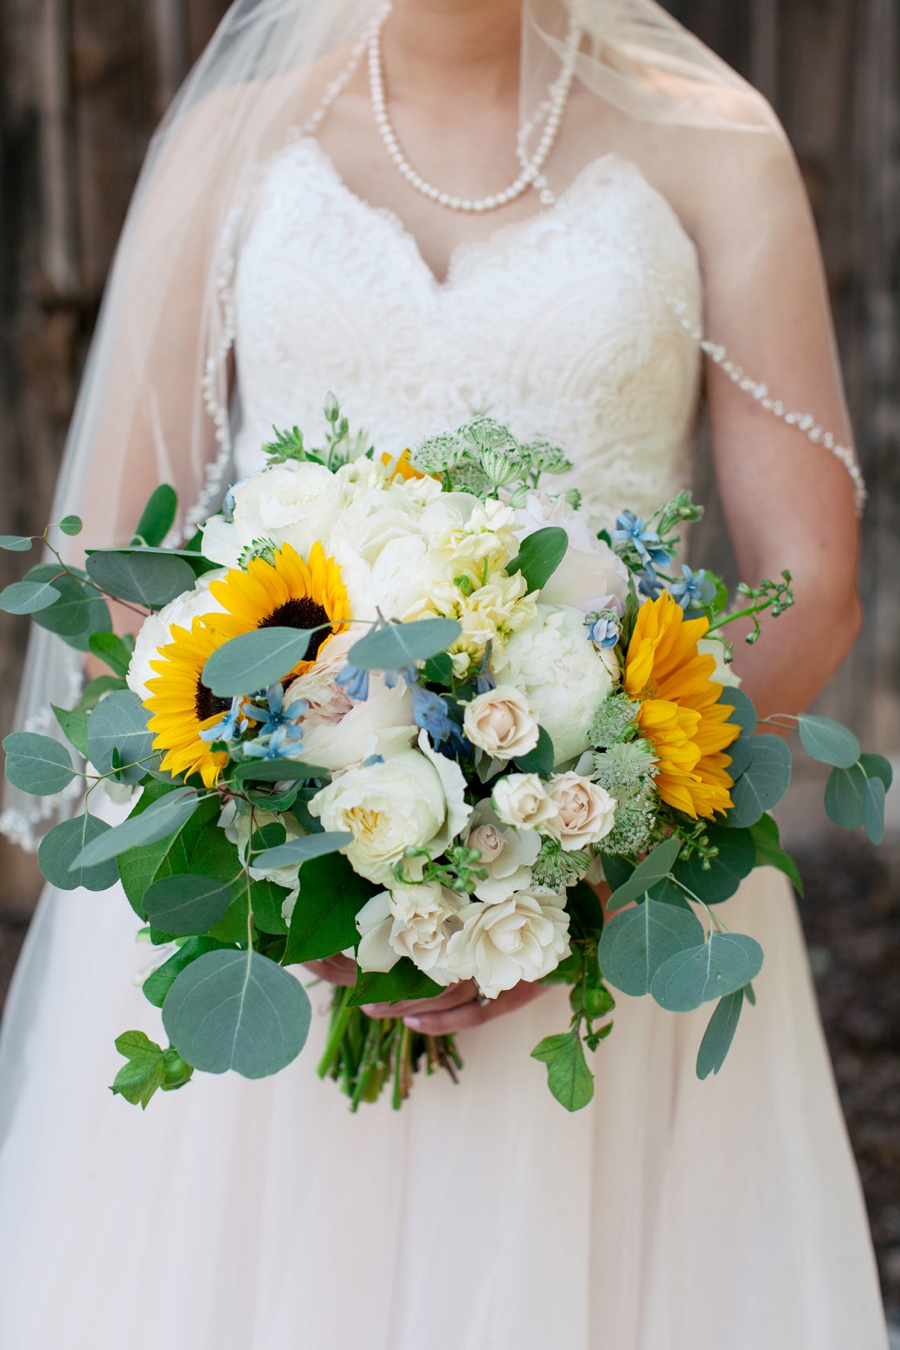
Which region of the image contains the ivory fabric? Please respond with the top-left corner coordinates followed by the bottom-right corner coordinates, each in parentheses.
top-left (0, 142), bottom-right (887, 1349)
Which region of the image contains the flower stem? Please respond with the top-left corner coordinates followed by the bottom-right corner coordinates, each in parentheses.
top-left (316, 985), bottom-right (355, 1079)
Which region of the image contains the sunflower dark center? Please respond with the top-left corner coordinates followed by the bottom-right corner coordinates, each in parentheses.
top-left (260, 598), bottom-right (332, 661)
top-left (195, 683), bottom-right (231, 724)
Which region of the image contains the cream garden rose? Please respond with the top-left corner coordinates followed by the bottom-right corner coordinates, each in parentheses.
top-left (355, 880), bottom-right (463, 985)
top-left (543, 772), bottom-right (617, 849)
top-left (492, 773), bottom-right (560, 833)
top-left (446, 887), bottom-right (571, 998)
top-left (464, 801), bottom-right (541, 903)
top-left (463, 686), bottom-right (539, 761)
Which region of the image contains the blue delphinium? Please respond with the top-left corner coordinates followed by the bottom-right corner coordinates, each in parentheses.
top-left (411, 687), bottom-right (456, 745)
top-left (637, 568), bottom-right (666, 600)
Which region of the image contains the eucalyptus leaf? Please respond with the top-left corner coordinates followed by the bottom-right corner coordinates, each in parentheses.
top-left (748, 813), bottom-right (803, 895)
top-left (131, 484), bottom-right (178, 548)
top-left (726, 734), bottom-right (792, 828)
top-left (673, 825), bottom-right (756, 904)
top-left (38, 814), bottom-right (119, 891)
top-left (349, 617), bottom-right (462, 671)
top-left (31, 576), bottom-right (99, 637)
top-left (530, 1029), bottom-right (594, 1112)
top-left (606, 835), bottom-right (682, 911)
top-left (864, 776), bottom-right (886, 846)
top-left (797, 714), bottom-right (861, 769)
top-left (72, 788), bottom-right (201, 868)
top-left (143, 874), bottom-right (233, 936)
top-left (726, 735), bottom-right (753, 780)
top-left (52, 704), bottom-right (90, 759)
top-left (599, 898), bottom-right (704, 996)
top-left (506, 526), bottom-right (569, 593)
top-left (254, 831), bottom-right (352, 871)
top-left (142, 936), bottom-right (232, 1009)
top-left (163, 948), bottom-right (311, 1077)
top-left (860, 753), bottom-right (893, 792)
top-left (0, 579), bottom-right (61, 614)
top-left (87, 689), bottom-right (154, 784)
top-left (202, 626), bottom-right (314, 696)
top-left (696, 988), bottom-right (744, 1080)
top-left (3, 731), bottom-right (75, 795)
top-left (88, 631), bottom-right (134, 679)
top-left (285, 852), bottom-right (376, 964)
top-left (233, 760), bottom-right (327, 783)
top-left (79, 674), bottom-right (127, 711)
top-left (348, 959), bottom-right (443, 1007)
top-left (650, 931), bottom-right (764, 1012)
top-left (85, 549), bottom-right (196, 608)
top-left (824, 763), bottom-right (867, 830)
top-left (718, 687), bottom-right (757, 736)
top-left (58, 514), bottom-right (83, 537)
top-left (0, 535), bottom-right (33, 552)
top-left (60, 596), bottom-right (113, 652)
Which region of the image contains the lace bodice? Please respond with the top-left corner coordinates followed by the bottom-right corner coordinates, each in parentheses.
top-left (232, 138), bottom-right (702, 527)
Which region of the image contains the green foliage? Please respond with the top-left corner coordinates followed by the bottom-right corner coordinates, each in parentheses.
top-left (243, 877), bottom-right (289, 935)
top-left (0, 578), bottom-right (61, 614)
top-left (142, 936), bottom-right (232, 1008)
top-left (38, 814), bottom-right (119, 891)
top-left (3, 732), bottom-right (75, 795)
top-left (88, 632), bottom-right (134, 679)
top-left (29, 575), bottom-right (105, 639)
top-left (202, 626), bottom-right (315, 696)
top-left (74, 788), bottom-right (202, 870)
top-left (119, 791), bottom-right (239, 919)
top-left (860, 752), bottom-right (893, 791)
top-left (111, 1031), bottom-right (193, 1109)
top-left (673, 824), bottom-right (756, 904)
top-left (142, 874), bottom-right (234, 936)
top-left (254, 831), bottom-right (352, 871)
top-left (131, 485), bottom-right (178, 547)
top-left (505, 526), bottom-right (569, 593)
top-left (749, 814), bottom-right (803, 895)
top-left (86, 689), bottom-right (154, 784)
top-left (85, 549), bottom-right (196, 608)
top-left (79, 675), bottom-right (127, 710)
top-left (824, 763), bottom-right (867, 830)
top-left (531, 1030), bottom-right (594, 1112)
top-left (163, 948), bottom-right (312, 1078)
top-left (233, 759), bottom-right (326, 783)
top-left (599, 899), bottom-right (704, 997)
top-left (717, 688), bottom-right (757, 737)
top-left (864, 776), bottom-right (886, 845)
top-left (262, 425), bottom-right (309, 464)
top-left (0, 534), bottom-right (33, 552)
top-left (512, 725), bottom-right (555, 777)
top-left (52, 704), bottom-right (89, 759)
top-left (281, 851), bottom-right (374, 962)
top-left (650, 931), bottom-right (763, 1012)
top-left (696, 988), bottom-right (744, 1080)
top-left (423, 652), bottom-right (454, 686)
top-left (606, 835), bottom-right (682, 911)
top-left (349, 617), bottom-right (462, 671)
top-left (725, 734), bottom-right (792, 828)
top-left (348, 959), bottom-right (443, 1007)
top-left (796, 714), bottom-right (861, 769)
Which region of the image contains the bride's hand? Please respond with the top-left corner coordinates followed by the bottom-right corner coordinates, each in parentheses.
top-left (303, 955), bottom-right (358, 986)
top-left (363, 979), bottom-right (548, 1035)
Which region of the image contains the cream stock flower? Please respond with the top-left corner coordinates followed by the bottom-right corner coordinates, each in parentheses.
top-left (492, 773), bottom-right (560, 833)
top-left (446, 887), bottom-right (571, 998)
top-left (463, 686), bottom-right (539, 761)
top-left (355, 880), bottom-right (463, 985)
top-left (464, 801), bottom-right (542, 903)
top-left (543, 772), bottom-right (617, 849)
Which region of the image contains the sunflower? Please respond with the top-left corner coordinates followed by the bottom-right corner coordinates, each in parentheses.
top-left (624, 591), bottom-right (740, 819)
top-left (207, 541), bottom-right (351, 673)
top-left (144, 618), bottom-right (233, 787)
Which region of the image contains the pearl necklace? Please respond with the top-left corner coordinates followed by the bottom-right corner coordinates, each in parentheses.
top-left (368, 5), bottom-right (581, 214)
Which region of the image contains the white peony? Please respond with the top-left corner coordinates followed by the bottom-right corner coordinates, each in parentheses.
top-left (355, 880), bottom-right (463, 985)
top-left (126, 570), bottom-right (227, 701)
top-left (493, 604), bottom-right (616, 764)
top-left (515, 490), bottom-right (629, 612)
top-left (446, 887), bottom-right (571, 998)
top-left (491, 773), bottom-right (560, 833)
top-left (697, 637), bottom-right (742, 688)
top-left (543, 772), bottom-right (617, 849)
top-left (308, 730), bottom-right (471, 885)
top-left (202, 461), bottom-right (344, 569)
top-left (462, 686), bottom-right (539, 761)
top-left (464, 801), bottom-right (541, 903)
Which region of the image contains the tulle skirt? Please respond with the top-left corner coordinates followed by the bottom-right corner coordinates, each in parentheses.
top-left (0, 866), bottom-right (888, 1349)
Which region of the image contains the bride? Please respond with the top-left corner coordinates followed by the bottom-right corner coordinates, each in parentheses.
top-left (0, 0), bottom-right (889, 1346)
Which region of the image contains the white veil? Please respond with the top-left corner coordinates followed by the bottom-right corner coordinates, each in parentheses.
top-left (0, 0), bottom-right (847, 846)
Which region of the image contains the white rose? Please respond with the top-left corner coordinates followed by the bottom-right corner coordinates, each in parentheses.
top-left (464, 801), bottom-right (541, 903)
top-left (356, 880), bottom-right (463, 985)
top-left (308, 730), bottom-right (471, 884)
top-left (126, 570), bottom-right (227, 701)
top-left (200, 513), bottom-right (243, 570)
top-left (543, 772), bottom-right (617, 849)
top-left (463, 686), bottom-right (539, 761)
top-left (231, 461), bottom-right (344, 560)
top-left (493, 604), bottom-right (615, 763)
top-left (515, 490), bottom-right (629, 611)
top-left (697, 637), bottom-right (742, 688)
top-left (446, 887), bottom-right (571, 998)
top-left (491, 773), bottom-right (560, 833)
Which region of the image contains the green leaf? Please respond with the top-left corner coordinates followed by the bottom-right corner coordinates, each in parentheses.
top-left (565, 880), bottom-right (606, 939)
top-left (718, 688), bottom-right (757, 737)
top-left (860, 752), bottom-right (893, 792)
top-left (131, 485), bottom-right (178, 548)
top-left (599, 852), bottom-right (634, 892)
top-left (88, 631), bottom-right (134, 679)
top-left (30, 576), bottom-right (100, 638)
top-left (0, 534), bottom-right (33, 552)
top-left (110, 1031), bottom-right (167, 1108)
top-left (512, 725), bottom-right (555, 776)
top-left (244, 877), bottom-right (289, 935)
top-left (58, 514), bottom-right (83, 536)
top-left (349, 618), bottom-right (462, 671)
top-left (87, 689), bottom-right (154, 784)
top-left (606, 835), bottom-right (682, 911)
top-left (51, 704), bottom-right (90, 759)
top-left (284, 852), bottom-right (375, 963)
top-left (254, 830), bottom-right (352, 870)
top-left (72, 788), bottom-right (201, 868)
top-left (506, 526), bottom-right (569, 592)
top-left (530, 1029), bottom-right (594, 1111)
top-left (650, 931), bottom-right (764, 1012)
top-left (3, 731), bottom-right (76, 795)
top-left (347, 959), bottom-right (443, 1007)
top-left (725, 735), bottom-right (753, 780)
top-left (85, 550), bottom-right (196, 608)
top-left (142, 935), bottom-right (232, 1008)
top-left (233, 760), bottom-right (327, 783)
top-left (119, 795), bottom-right (240, 919)
top-left (209, 880), bottom-right (252, 944)
top-left (163, 948), bottom-right (312, 1078)
top-left (864, 776), bottom-right (886, 846)
top-left (0, 579), bottom-right (61, 614)
top-left (797, 714), bottom-right (861, 770)
top-left (79, 675), bottom-right (127, 711)
top-left (725, 734), bottom-right (792, 828)
top-left (59, 596), bottom-right (114, 652)
top-left (748, 813), bottom-right (803, 895)
top-left (38, 814), bottom-right (119, 891)
top-left (598, 898), bottom-right (704, 996)
top-left (423, 652), bottom-right (454, 686)
top-left (142, 874), bottom-right (233, 936)
top-left (673, 825), bottom-right (757, 904)
top-left (202, 627), bottom-right (314, 696)
top-left (696, 988), bottom-right (744, 1080)
top-left (824, 763), bottom-right (867, 830)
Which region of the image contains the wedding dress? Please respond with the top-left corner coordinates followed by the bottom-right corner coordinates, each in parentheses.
top-left (0, 135), bottom-right (888, 1350)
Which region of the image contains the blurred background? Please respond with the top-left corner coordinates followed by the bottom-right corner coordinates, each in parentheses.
top-left (0, 0), bottom-right (897, 1321)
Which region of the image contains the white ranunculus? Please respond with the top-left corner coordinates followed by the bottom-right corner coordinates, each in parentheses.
top-left (463, 686), bottom-right (539, 761)
top-left (697, 637), bottom-right (742, 688)
top-left (126, 570), bottom-right (227, 701)
top-left (356, 880), bottom-right (463, 985)
top-left (235, 460), bottom-right (344, 559)
top-left (446, 887), bottom-right (571, 998)
top-left (491, 773), bottom-right (560, 833)
top-left (307, 730), bottom-right (471, 885)
top-left (464, 801), bottom-right (541, 903)
top-left (515, 490), bottom-right (629, 611)
top-left (493, 604), bottom-right (616, 763)
top-left (543, 772), bottom-right (617, 849)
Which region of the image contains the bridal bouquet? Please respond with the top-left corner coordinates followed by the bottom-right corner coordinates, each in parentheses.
top-left (1, 399), bottom-right (891, 1112)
